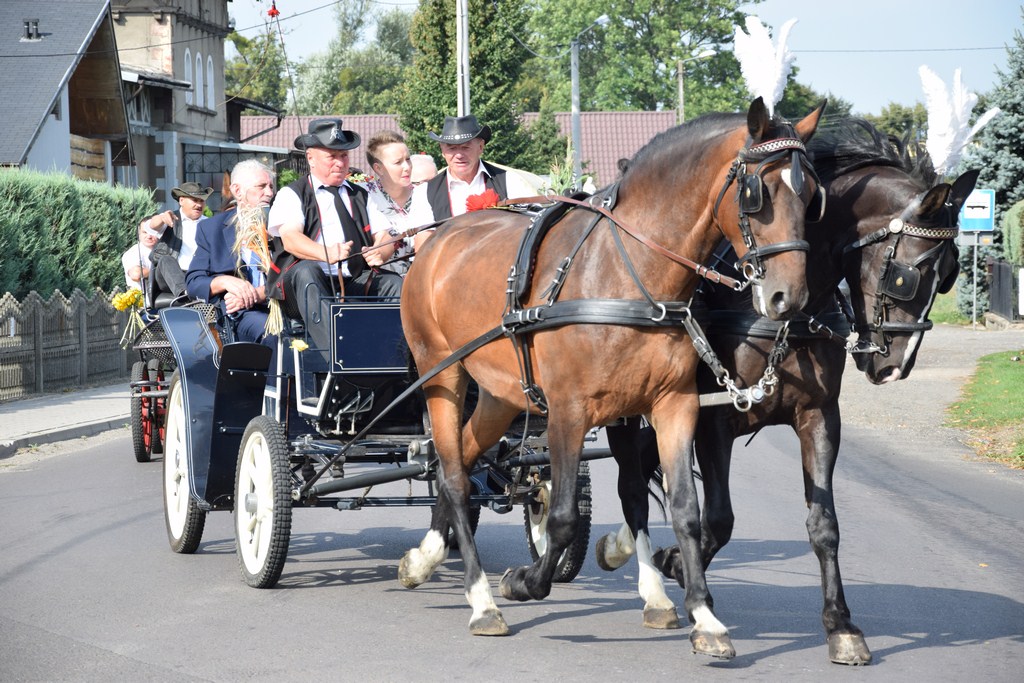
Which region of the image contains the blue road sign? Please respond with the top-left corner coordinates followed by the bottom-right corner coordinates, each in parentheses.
top-left (959, 188), bottom-right (995, 232)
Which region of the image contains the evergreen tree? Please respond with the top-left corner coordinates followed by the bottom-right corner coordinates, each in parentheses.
top-left (954, 17), bottom-right (1024, 316)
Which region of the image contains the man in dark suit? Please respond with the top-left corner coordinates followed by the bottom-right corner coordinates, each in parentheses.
top-left (185, 160), bottom-right (276, 346)
top-left (266, 118), bottom-right (401, 360)
top-left (147, 182), bottom-right (213, 299)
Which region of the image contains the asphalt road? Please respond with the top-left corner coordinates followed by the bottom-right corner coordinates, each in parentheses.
top-left (1, 403), bottom-right (1022, 681)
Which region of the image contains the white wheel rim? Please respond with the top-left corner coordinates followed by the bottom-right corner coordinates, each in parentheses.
top-left (527, 482), bottom-right (551, 557)
top-left (237, 430), bottom-right (275, 574)
top-left (163, 381), bottom-right (189, 538)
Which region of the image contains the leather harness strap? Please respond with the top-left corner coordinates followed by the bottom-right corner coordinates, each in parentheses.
top-left (496, 193), bottom-right (748, 291)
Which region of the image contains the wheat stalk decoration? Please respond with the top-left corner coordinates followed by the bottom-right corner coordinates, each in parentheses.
top-left (232, 204), bottom-right (283, 336)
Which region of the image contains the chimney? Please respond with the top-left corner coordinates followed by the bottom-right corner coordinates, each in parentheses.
top-left (22, 18), bottom-right (40, 41)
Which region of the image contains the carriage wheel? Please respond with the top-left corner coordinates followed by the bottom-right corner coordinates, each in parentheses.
top-left (130, 361), bottom-right (150, 463)
top-left (235, 415), bottom-right (293, 589)
top-left (163, 371), bottom-right (207, 553)
top-left (147, 358), bottom-right (166, 455)
top-left (523, 461), bottom-right (592, 583)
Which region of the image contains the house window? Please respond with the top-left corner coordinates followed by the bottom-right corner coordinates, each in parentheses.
top-left (195, 52), bottom-right (204, 108)
top-left (207, 55), bottom-right (215, 109)
top-left (184, 48), bottom-right (193, 105)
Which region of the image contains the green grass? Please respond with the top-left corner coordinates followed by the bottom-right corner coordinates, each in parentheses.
top-left (946, 349), bottom-right (1024, 468)
top-left (929, 290), bottom-right (969, 326)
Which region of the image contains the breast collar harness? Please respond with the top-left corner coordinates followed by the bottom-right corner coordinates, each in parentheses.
top-left (712, 137), bottom-right (818, 280)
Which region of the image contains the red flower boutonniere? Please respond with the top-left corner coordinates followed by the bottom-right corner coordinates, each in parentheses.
top-left (466, 189), bottom-right (502, 212)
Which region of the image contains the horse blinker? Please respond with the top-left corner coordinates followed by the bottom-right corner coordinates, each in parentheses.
top-left (738, 174), bottom-right (764, 214)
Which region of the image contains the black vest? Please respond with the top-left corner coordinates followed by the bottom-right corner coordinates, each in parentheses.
top-left (425, 161), bottom-right (509, 220)
top-left (266, 176), bottom-right (372, 300)
top-left (153, 210), bottom-right (183, 255)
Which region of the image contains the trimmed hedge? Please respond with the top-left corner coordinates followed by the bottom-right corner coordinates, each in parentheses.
top-left (0, 168), bottom-right (157, 299)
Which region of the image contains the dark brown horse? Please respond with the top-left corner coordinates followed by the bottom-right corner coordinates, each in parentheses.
top-left (396, 98), bottom-right (824, 652)
top-left (595, 120), bottom-right (978, 664)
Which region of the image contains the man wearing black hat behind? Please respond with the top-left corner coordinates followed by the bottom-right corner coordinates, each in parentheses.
top-left (266, 118), bottom-right (401, 362)
top-left (406, 115), bottom-right (537, 247)
top-left (145, 181), bottom-right (213, 299)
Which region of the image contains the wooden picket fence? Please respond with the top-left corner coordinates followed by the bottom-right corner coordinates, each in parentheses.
top-left (0, 289), bottom-right (133, 403)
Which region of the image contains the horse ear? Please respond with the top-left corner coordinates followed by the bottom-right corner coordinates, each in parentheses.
top-left (918, 184), bottom-right (952, 217)
top-left (794, 100), bottom-right (828, 143)
top-left (948, 169), bottom-right (981, 214)
top-left (747, 97), bottom-right (770, 141)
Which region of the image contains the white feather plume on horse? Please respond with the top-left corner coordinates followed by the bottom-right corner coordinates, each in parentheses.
top-left (733, 16), bottom-right (797, 117)
top-left (919, 65), bottom-right (1000, 175)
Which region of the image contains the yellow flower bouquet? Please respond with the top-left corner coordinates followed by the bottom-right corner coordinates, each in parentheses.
top-left (113, 288), bottom-right (145, 349)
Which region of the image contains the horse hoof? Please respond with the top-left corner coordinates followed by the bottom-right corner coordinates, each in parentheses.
top-left (828, 632), bottom-right (872, 665)
top-left (498, 568), bottom-right (520, 601)
top-left (643, 606), bottom-right (680, 630)
top-left (690, 630), bottom-right (736, 659)
top-left (595, 535), bottom-right (619, 572)
top-left (397, 552), bottom-right (423, 589)
top-left (469, 609), bottom-right (509, 636)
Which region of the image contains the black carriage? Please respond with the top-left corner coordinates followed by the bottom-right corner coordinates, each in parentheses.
top-left (158, 297), bottom-right (598, 588)
top-left (128, 297), bottom-right (224, 464)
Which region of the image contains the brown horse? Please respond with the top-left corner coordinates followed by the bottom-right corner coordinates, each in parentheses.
top-left (595, 119), bottom-right (978, 664)
top-left (397, 99), bottom-right (824, 652)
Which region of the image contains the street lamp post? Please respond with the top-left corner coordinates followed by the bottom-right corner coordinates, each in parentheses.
top-left (676, 49), bottom-right (717, 124)
top-left (570, 15), bottom-right (609, 179)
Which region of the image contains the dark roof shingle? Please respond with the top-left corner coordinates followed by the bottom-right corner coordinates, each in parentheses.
top-left (0, 0), bottom-right (111, 165)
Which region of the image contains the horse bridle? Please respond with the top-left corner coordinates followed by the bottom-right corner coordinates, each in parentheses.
top-left (712, 137), bottom-right (821, 280)
top-left (842, 215), bottom-right (959, 355)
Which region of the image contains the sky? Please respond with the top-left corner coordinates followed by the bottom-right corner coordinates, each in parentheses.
top-left (227, 0), bottom-right (1021, 115)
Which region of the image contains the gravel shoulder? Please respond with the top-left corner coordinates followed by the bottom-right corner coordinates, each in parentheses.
top-left (838, 323), bottom-right (1024, 464)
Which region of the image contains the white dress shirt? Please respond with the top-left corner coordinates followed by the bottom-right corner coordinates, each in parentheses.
top-left (407, 163), bottom-right (541, 227)
top-left (177, 215), bottom-right (202, 270)
top-left (268, 173), bottom-right (387, 278)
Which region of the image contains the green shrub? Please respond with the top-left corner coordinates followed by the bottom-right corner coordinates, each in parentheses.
top-left (0, 168), bottom-right (156, 298)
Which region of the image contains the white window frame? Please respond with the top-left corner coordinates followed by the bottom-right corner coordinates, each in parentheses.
top-left (195, 52), bottom-right (204, 108)
top-left (206, 55), bottom-right (215, 109)
top-left (184, 48), bottom-right (193, 105)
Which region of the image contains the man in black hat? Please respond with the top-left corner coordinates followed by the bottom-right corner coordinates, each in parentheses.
top-left (406, 115), bottom-right (537, 242)
top-left (266, 118), bottom-right (401, 361)
top-left (145, 181), bottom-right (213, 299)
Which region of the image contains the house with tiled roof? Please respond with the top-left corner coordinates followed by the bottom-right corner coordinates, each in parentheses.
top-left (111, 0), bottom-right (286, 209)
top-left (0, 0), bottom-right (132, 181)
top-left (241, 111), bottom-right (677, 188)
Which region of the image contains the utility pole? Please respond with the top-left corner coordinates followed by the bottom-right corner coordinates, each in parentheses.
top-left (570, 15), bottom-right (609, 179)
top-left (456, 0), bottom-right (470, 115)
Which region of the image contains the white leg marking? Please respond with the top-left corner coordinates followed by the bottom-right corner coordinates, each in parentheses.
top-left (636, 532), bottom-right (675, 611)
top-left (466, 572), bottom-right (499, 620)
top-left (403, 529), bottom-right (448, 584)
top-left (691, 604), bottom-right (729, 636)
